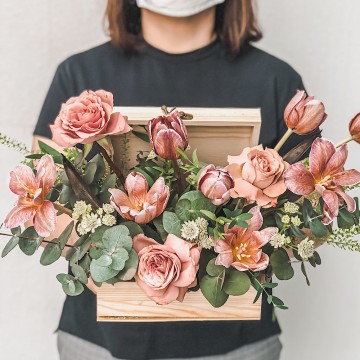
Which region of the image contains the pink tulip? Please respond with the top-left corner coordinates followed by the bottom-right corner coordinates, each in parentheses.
top-left (148, 109), bottom-right (188, 160)
top-left (4, 155), bottom-right (57, 237)
top-left (109, 172), bottom-right (170, 224)
top-left (284, 138), bottom-right (360, 224)
top-left (133, 234), bottom-right (201, 305)
top-left (197, 164), bottom-right (234, 205)
top-left (349, 113), bottom-right (360, 143)
top-left (51, 90), bottom-right (132, 147)
top-left (214, 207), bottom-right (277, 271)
top-left (284, 90), bottom-right (327, 135)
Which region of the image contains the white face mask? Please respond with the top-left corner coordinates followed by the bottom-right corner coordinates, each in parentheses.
top-left (136, 0), bottom-right (225, 17)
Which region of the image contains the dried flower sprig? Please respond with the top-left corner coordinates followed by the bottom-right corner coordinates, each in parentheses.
top-left (0, 133), bottom-right (30, 154)
top-left (326, 225), bottom-right (360, 252)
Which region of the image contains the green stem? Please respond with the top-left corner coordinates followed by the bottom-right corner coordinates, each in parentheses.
top-left (335, 136), bottom-right (353, 148)
top-left (172, 159), bottom-right (186, 194)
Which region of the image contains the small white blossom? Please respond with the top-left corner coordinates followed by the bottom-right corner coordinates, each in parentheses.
top-left (285, 236), bottom-right (292, 245)
top-left (102, 204), bottom-right (115, 214)
top-left (97, 208), bottom-right (104, 216)
top-left (195, 218), bottom-right (208, 232)
top-left (270, 233), bottom-right (286, 248)
top-left (146, 150), bottom-right (157, 161)
top-left (102, 214), bottom-right (116, 227)
top-left (72, 201), bottom-right (92, 220)
top-left (298, 238), bottom-right (315, 260)
top-left (281, 215), bottom-right (290, 224)
top-left (291, 216), bottom-right (302, 227)
top-left (77, 213), bottom-right (102, 235)
top-left (198, 236), bottom-right (214, 249)
top-left (284, 202), bottom-right (299, 214)
top-left (181, 220), bottom-right (199, 241)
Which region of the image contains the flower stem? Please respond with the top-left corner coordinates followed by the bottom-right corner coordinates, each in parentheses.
top-left (97, 143), bottom-right (125, 186)
top-left (54, 203), bottom-right (73, 217)
top-left (335, 136), bottom-right (353, 148)
top-left (172, 160), bottom-right (186, 194)
top-left (274, 128), bottom-right (293, 152)
top-left (0, 232), bottom-right (75, 248)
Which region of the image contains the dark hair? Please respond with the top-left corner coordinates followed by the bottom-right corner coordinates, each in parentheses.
top-left (105, 0), bottom-right (262, 54)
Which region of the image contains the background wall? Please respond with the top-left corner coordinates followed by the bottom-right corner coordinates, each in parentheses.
top-left (0, 1), bottom-right (359, 359)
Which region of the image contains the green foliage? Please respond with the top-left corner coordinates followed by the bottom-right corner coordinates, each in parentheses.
top-left (162, 211), bottom-right (182, 237)
top-left (65, 235), bottom-right (92, 264)
top-left (223, 268), bottom-right (251, 296)
top-left (38, 140), bottom-right (63, 163)
top-left (18, 227), bottom-right (43, 256)
top-left (1, 234), bottom-right (19, 258)
top-left (56, 273), bottom-right (84, 296)
top-left (200, 274), bottom-right (228, 308)
top-left (270, 249), bottom-right (294, 280)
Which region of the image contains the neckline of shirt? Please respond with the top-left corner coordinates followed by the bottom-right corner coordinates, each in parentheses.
top-left (143, 38), bottom-right (222, 63)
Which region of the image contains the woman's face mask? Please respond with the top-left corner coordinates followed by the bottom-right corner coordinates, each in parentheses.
top-left (135, 0), bottom-right (226, 17)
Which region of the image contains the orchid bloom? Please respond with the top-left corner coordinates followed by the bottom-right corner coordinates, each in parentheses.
top-left (214, 207), bottom-right (278, 272)
top-left (4, 155), bottom-right (57, 237)
top-left (284, 138), bottom-right (360, 224)
top-left (109, 172), bottom-right (170, 224)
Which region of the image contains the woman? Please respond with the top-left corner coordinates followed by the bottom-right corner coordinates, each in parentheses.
top-left (34, 1), bottom-right (306, 359)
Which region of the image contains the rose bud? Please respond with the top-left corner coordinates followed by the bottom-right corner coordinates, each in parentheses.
top-left (349, 112), bottom-right (360, 143)
top-left (198, 164), bottom-right (234, 205)
top-left (284, 90), bottom-right (327, 135)
top-left (148, 109), bottom-right (188, 160)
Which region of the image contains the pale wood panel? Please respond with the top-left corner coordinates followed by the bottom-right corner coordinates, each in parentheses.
top-left (97, 282), bottom-right (261, 322)
top-left (112, 107), bottom-right (261, 168)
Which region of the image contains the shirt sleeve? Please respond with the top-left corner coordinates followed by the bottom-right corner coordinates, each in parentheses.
top-left (33, 60), bottom-right (77, 138)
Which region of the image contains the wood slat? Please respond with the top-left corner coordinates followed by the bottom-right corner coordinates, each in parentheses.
top-left (97, 282), bottom-right (261, 322)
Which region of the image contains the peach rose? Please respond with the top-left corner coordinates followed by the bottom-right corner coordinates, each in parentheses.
top-left (50, 89), bottom-right (131, 147)
top-left (226, 145), bottom-right (289, 208)
top-left (133, 234), bottom-right (201, 305)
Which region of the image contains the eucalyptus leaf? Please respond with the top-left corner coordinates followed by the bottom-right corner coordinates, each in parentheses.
top-left (58, 222), bottom-right (75, 249)
top-left (121, 222), bottom-right (144, 238)
top-left (175, 199), bottom-right (192, 221)
top-left (309, 218), bottom-right (328, 238)
top-left (270, 249), bottom-right (294, 280)
top-left (63, 279), bottom-right (84, 296)
top-left (102, 226), bottom-right (132, 253)
top-left (1, 235), bottom-right (19, 257)
top-left (71, 264), bottom-right (88, 284)
top-left (82, 162), bottom-right (98, 185)
top-left (223, 268), bottom-right (251, 296)
top-left (110, 248), bottom-right (129, 271)
top-left (115, 249), bottom-right (139, 281)
top-left (90, 257), bottom-right (119, 282)
top-left (40, 242), bottom-right (62, 265)
top-left (200, 274), bottom-right (228, 308)
top-left (163, 211), bottom-right (182, 237)
top-left (206, 258), bottom-right (225, 277)
top-left (18, 227), bottom-right (43, 256)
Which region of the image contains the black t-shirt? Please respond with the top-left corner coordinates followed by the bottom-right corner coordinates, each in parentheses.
top-left (34, 39), bottom-right (305, 360)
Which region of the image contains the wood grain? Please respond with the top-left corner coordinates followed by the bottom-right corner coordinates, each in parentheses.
top-left (97, 282), bottom-right (261, 322)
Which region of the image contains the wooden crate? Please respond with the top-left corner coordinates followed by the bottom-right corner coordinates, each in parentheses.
top-left (99, 107), bottom-right (262, 322)
top-left (97, 282), bottom-right (261, 322)
top-left (112, 107), bottom-right (261, 168)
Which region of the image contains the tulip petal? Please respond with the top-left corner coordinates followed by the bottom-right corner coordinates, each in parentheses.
top-left (333, 169), bottom-right (360, 186)
top-left (284, 163), bottom-right (315, 195)
top-left (9, 165), bottom-right (37, 196)
top-left (125, 172), bottom-right (148, 204)
top-left (309, 138), bottom-right (335, 178)
top-left (252, 227), bottom-right (278, 248)
top-left (4, 205), bottom-right (37, 229)
top-left (246, 206), bottom-right (263, 232)
top-left (249, 253), bottom-right (269, 272)
top-left (109, 188), bottom-right (133, 217)
top-left (155, 129), bottom-right (184, 160)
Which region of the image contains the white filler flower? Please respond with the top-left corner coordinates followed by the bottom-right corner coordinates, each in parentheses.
top-left (298, 238), bottom-right (315, 260)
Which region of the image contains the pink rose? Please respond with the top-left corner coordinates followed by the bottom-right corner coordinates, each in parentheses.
top-left (197, 164), bottom-right (234, 205)
top-left (226, 145), bottom-right (289, 208)
top-left (133, 234), bottom-right (201, 305)
top-left (50, 90), bottom-right (132, 147)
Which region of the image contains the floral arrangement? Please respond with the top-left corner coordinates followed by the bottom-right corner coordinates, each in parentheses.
top-left (1, 89), bottom-right (360, 310)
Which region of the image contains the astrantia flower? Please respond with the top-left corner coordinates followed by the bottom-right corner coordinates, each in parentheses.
top-left (181, 220), bottom-right (199, 241)
top-left (102, 204), bottom-right (115, 214)
top-left (72, 201), bottom-right (92, 220)
top-left (270, 233), bottom-right (286, 249)
top-left (102, 214), bottom-right (116, 227)
top-left (4, 155), bottom-right (57, 237)
top-left (77, 213), bottom-right (101, 235)
top-left (284, 202), bottom-right (299, 214)
top-left (214, 207), bottom-right (278, 271)
top-left (291, 216), bottom-right (302, 227)
top-left (284, 138), bottom-right (360, 224)
top-left (298, 238), bottom-right (315, 260)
